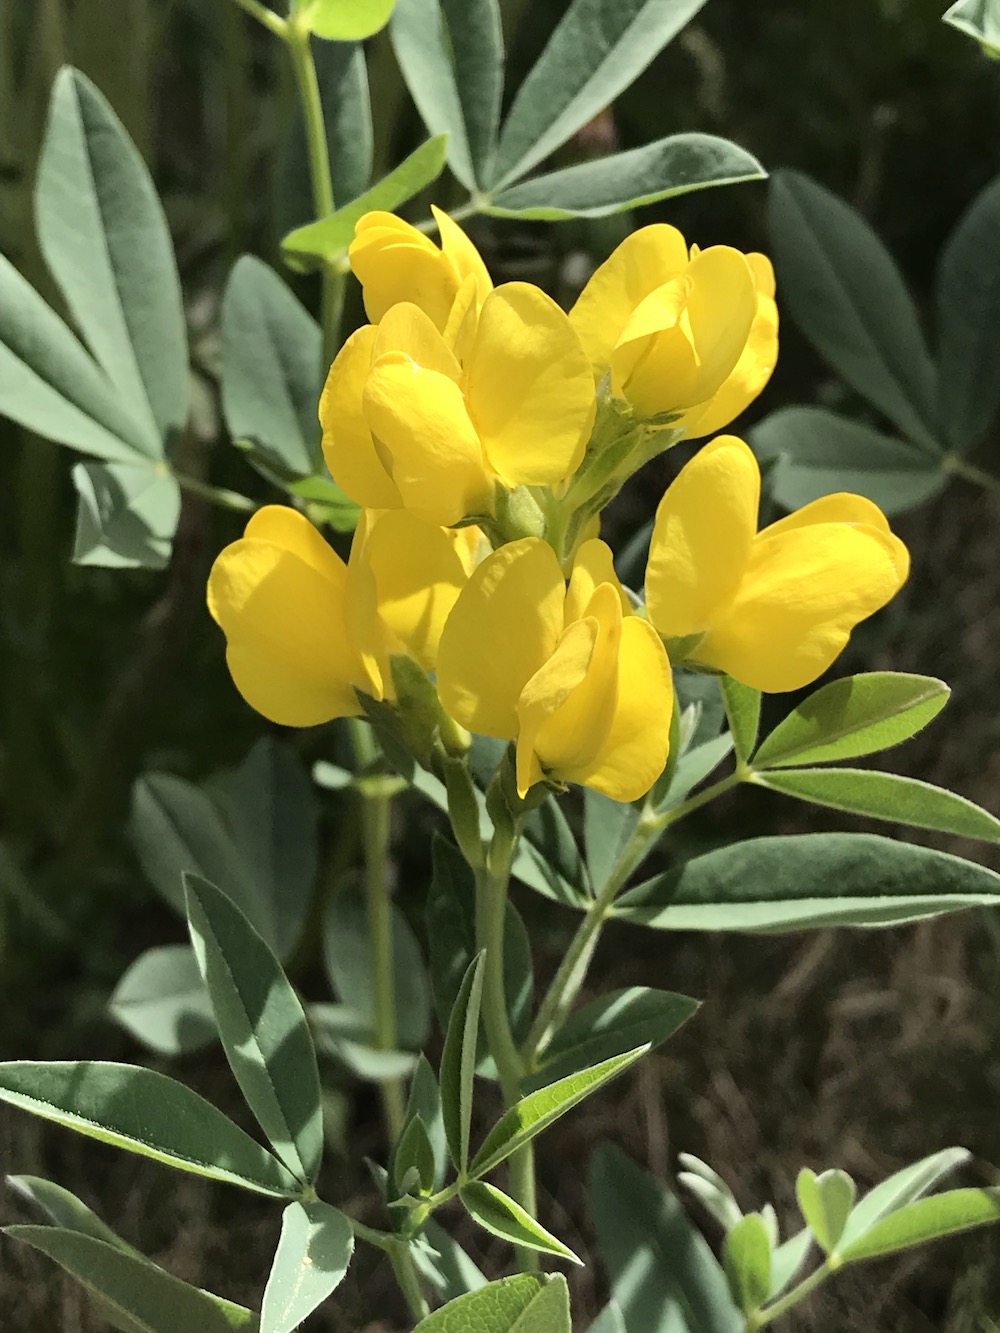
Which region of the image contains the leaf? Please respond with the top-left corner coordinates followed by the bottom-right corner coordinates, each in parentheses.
top-left (838, 1188), bottom-right (1000, 1263)
top-left (460, 1181), bottom-right (582, 1264)
top-left (0, 253), bottom-right (152, 462)
top-left (509, 1274), bottom-right (571, 1333)
top-left (406, 1055), bottom-right (448, 1190)
top-left (768, 1230), bottom-right (812, 1299)
top-left (220, 256), bottom-right (321, 478)
top-left (752, 673), bottom-right (949, 770)
top-left (71, 462), bottom-right (180, 570)
top-left (614, 832), bottom-right (1000, 932)
top-left (492, 0), bottom-right (709, 189)
top-left (723, 1213), bottom-right (772, 1315)
top-left (795, 1168), bottom-right (855, 1255)
top-left (390, 0), bottom-right (503, 189)
top-left (412, 1218), bottom-right (488, 1302)
top-left (184, 873), bottom-right (323, 1185)
top-left (839, 1147), bottom-right (971, 1249)
top-left (323, 893), bottom-right (431, 1050)
top-left (393, 1114), bottom-right (436, 1195)
top-left (720, 677), bottom-right (760, 765)
top-left (412, 1274), bottom-right (546, 1332)
top-left (302, 0), bottom-right (396, 40)
top-left (751, 407), bottom-right (944, 515)
top-left (590, 1143), bottom-right (741, 1333)
top-left (936, 173), bottom-right (1000, 450)
top-left (223, 738), bottom-right (319, 963)
top-left (588, 1303), bottom-right (627, 1333)
top-left (36, 69), bottom-right (187, 451)
top-left (943, 0), bottom-right (1000, 55)
top-left (282, 136), bottom-right (448, 273)
top-left (7, 1176), bottom-right (136, 1253)
top-left (768, 170), bottom-right (939, 450)
top-left (471, 1047), bottom-right (649, 1179)
top-left (0, 1061), bottom-right (297, 1197)
top-left (654, 734), bottom-right (734, 813)
top-left (108, 944), bottom-right (215, 1056)
top-left (585, 791), bottom-right (640, 895)
top-left (4, 1228), bottom-right (257, 1332)
top-left (526, 988), bottom-right (698, 1091)
top-left (752, 768), bottom-right (1000, 843)
top-left (439, 953), bottom-right (485, 1171)
top-left (260, 1200), bottom-right (353, 1333)
top-left (308, 1003), bottom-right (418, 1079)
top-left (486, 134), bottom-right (765, 220)
top-left (677, 1154), bottom-right (743, 1232)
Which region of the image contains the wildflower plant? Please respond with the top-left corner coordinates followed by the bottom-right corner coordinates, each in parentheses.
top-left (4, 1), bottom-right (1000, 1330)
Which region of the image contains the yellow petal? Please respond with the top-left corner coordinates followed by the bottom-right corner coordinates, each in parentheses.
top-left (363, 353), bottom-right (493, 525)
top-left (748, 252), bottom-right (776, 300)
top-left (345, 523), bottom-right (388, 700)
top-left (374, 301), bottom-right (462, 381)
top-left (465, 283), bottom-right (596, 486)
top-left (442, 274), bottom-right (481, 366)
top-left (349, 212), bottom-right (458, 329)
top-left (610, 277), bottom-right (701, 412)
top-left (433, 205), bottom-right (493, 308)
top-left (207, 506), bottom-right (362, 725)
top-left (320, 325), bottom-right (402, 509)
top-left (515, 616), bottom-right (599, 797)
top-left (679, 246), bottom-right (758, 402)
top-left (569, 224), bottom-right (689, 380)
top-left (645, 436), bottom-right (760, 639)
top-left (564, 537), bottom-right (631, 622)
top-left (564, 616), bottom-right (674, 802)
top-left (694, 522), bottom-right (909, 691)
top-left (763, 492), bottom-right (891, 538)
top-left (675, 290), bottom-right (778, 439)
top-left (437, 537), bottom-right (566, 738)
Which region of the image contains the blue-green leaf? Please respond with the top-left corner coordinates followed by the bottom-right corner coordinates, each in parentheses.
top-left (943, 0), bottom-right (1000, 55)
top-left (723, 1213), bottom-right (771, 1316)
top-left (108, 944), bottom-right (215, 1056)
top-left (412, 1275), bottom-right (546, 1332)
top-left (839, 1188), bottom-right (1000, 1263)
top-left (720, 677), bottom-right (760, 765)
top-left (7, 1176), bottom-right (136, 1254)
top-left (839, 1147), bottom-right (971, 1249)
top-left (439, 953), bottom-right (485, 1171)
top-left (584, 790), bottom-right (640, 894)
top-left (71, 462), bottom-right (180, 571)
top-left (260, 1201), bottom-right (353, 1333)
top-left (460, 1181), bottom-right (582, 1264)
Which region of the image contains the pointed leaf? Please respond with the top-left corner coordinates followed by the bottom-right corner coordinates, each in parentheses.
top-left (471, 1047), bottom-right (649, 1179)
top-left (615, 832), bottom-right (1000, 932)
top-left (184, 873), bottom-right (323, 1185)
top-left (655, 734), bottom-right (734, 814)
top-left (308, 1003), bottom-right (417, 1079)
top-left (753, 768), bottom-right (1000, 843)
top-left (796, 1168), bottom-right (855, 1254)
top-left (260, 1201), bottom-right (353, 1333)
top-left (585, 791), bottom-right (640, 894)
top-left (0, 1062), bottom-right (297, 1197)
top-left (944, 0), bottom-right (1000, 55)
top-left (7, 1176), bottom-right (135, 1253)
top-left (768, 1229), bottom-right (812, 1299)
top-left (723, 1213), bottom-right (771, 1315)
top-left (406, 1056), bottom-right (448, 1190)
top-left (510, 1274), bottom-right (571, 1333)
top-left (412, 1218), bottom-right (488, 1302)
top-left (440, 953), bottom-right (485, 1171)
top-left (4, 1227), bottom-right (257, 1332)
top-left (768, 170), bottom-right (938, 449)
top-left (108, 944), bottom-right (215, 1056)
top-left (751, 407), bottom-right (944, 515)
top-left (393, 1114), bottom-right (436, 1195)
top-left (752, 673), bottom-right (949, 770)
top-left (71, 462), bottom-right (180, 571)
top-left (487, 134), bottom-right (764, 220)
top-left (676, 1154), bottom-right (743, 1232)
top-left (460, 1181), bottom-right (582, 1264)
top-left (37, 69), bottom-right (187, 450)
top-left (840, 1147), bottom-right (971, 1248)
top-left (720, 677), bottom-right (760, 765)
top-left (493, 0), bottom-right (709, 189)
top-left (412, 1274), bottom-right (546, 1332)
top-left (588, 1303), bottom-right (627, 1333)
top-left (839, 1188), bottom-right (1000, 1263)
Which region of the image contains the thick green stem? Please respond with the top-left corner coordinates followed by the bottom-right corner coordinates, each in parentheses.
top-left (230, 0), bottom-right (286, 38)
top-left (172, 469), bottom-right (256, 513)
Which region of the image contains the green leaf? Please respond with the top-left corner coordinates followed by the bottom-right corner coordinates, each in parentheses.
top-left (71, 462), bottom-right (180, 570)
top-left (752, 768), bottom-right (1000, 843)
top-left (590, 1143), bottom-right (741, 1333)
top-left (676, 1154), bottom-right (743, 1233)
top-left (412, 1218), bottom-right (488, 1302)
top-left (308, 1003), bottom-right (418, 1079)
top-left (655, 734), bottom-right (734, 814)
top-left (943, 0), bottom-right (1000, 55)
top-left (286, 472), bottom-right (360, 532)
top-left (223, 738), bottom-right (319, 963)
top-left (108, 944), bottom-right (215, 1056)
top-left (0, 253), bottom-right (151, 462)
top-left (7, 1176), bottom-right (136, 1254)
top-left (405, 1058), bottom-right (447, 1192)
top-left (460, 1181), bottom-right (582, 1264)
top-left (37, 69), bottom-right (187, 451)
top-left (184, 873), bottom-right (323, 1185)
top-left (412, 1274), bottom-right (546, 1332)
top-left (614, 832), bottom-right (1000, 932)
top-left (588, 1303), bottom-right (627, 1333)
top-left (471, 1047), bottom-right (648, 1179)
top-left (526, 988), bottom-right (698, 1091)
top-left (510, 1274), bottom-right (571, 1333)
top-left (0, 1062), bottom-right (297, 1197)
top-left (839, 1188), bottom-right (1000, 1263)
top-left (768, 1230), bottom-right (812, 1299)
top-left (4, 1227), bottom-right (257, 1332)
top-left (796, 1168), bottom-right (856, 1255)
top-left (393, 1114), bottom-right (436, 1195)
top-left (260, 1200), bottom-right (353, 1333)
top-left (751, 407), bottom-right (944, 515)
top-left (839, 1147), bottom-right (971, 1249)
top-left (585, 791), bottom-right (640, 895)
top-left (282, 136), bottom-right (448, 273)
top-left (220, 256), bottom-right (321, 478)
top-left (391, 0), bottom-right (503, 190)
top-left (486, 134), bottom-right (764, 220)
top-left (723, 1213), bottom-right (772, 1315)
top-left (936, 173), bottom-right (1000, 450)
top-left (720, 677), bottom-right (760, 765)
top-left (752, 672), bottom-right (949, 770)
top-left (302, 0), bottom-right (396, 40)
top-left (439, 953), bottom-right (485, 1171)
top-left (768, 170), bottom-right (939, 450)
top-left (323, 893), bottom-right (431, 1050)
top-left (492, 0), bottom-right (709, 189)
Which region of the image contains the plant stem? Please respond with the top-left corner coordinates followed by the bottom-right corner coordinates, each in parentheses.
top-left (230, 0), bottom-right (286, 38)
top-left (390, 1242), bottom-right (431, 1322)
top-left (944, 453), bottom-right (1000, 497)
top-left (750, 1256), bottom-right (838, 1328)
top-left (172, 469), bottom-right (256, 513)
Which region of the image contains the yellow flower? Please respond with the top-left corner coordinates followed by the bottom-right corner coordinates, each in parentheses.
top-left (207, 505), bottom-right (470, 726)
top-left (320, 291), bottom-right (596, 528)
top-left (569, 224), bottom-right (777, 431)
top-left (437, 537), bottom-right (674, 801)
top-left (349, 207), bottom-right (493, 331)
top-left (644, 436), bottom-right (910, 692)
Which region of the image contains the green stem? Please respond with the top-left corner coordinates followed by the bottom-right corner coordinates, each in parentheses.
top-left (945, 453), bottom-right (1000, 497)
top-left (389, 1242), bottom-right (431, 1322)
top-left (750, 1257), bottom-right (839, 1328)
top-left (229, 0), bottom-right (286, 38)
top-left (172, 469), bottom-right (257, 513)
top-left (413, 199), bottom-right (482, 234)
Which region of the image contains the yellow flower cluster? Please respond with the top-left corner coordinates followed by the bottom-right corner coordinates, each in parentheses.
top-left (208, 210), bottom-right (908, 803)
